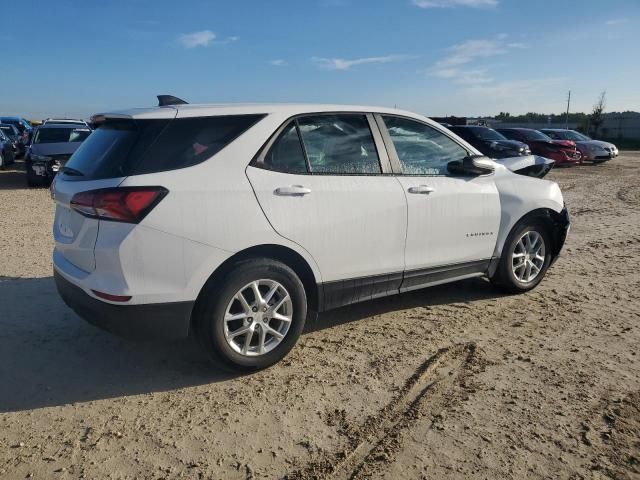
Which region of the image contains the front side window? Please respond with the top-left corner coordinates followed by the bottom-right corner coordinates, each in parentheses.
top-left (382, 116), bottom-right (467, 175)
top-left (297, 114), bottom-right (381, 174)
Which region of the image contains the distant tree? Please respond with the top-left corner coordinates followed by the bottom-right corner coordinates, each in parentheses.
top-left (590, 91), bottom-right (606, 136)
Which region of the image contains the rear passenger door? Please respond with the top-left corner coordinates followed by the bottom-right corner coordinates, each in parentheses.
top-left (246, 113), bottom-right (407, 309)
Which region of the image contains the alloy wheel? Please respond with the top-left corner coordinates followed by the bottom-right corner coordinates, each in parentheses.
top-left (223, 279), bottom-right (293, 356)
top-left (512, 230), bottom-right (545, 283)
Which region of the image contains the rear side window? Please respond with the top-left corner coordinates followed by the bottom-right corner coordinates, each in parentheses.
top-left (263, 123), bottom-right (308, 174)
top-left (297, 114), bottom-right (381, 174)
top-left (63, 114), bottom-right (264, 180)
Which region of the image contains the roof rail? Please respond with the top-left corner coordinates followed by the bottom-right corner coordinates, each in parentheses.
top-left (157, 95), bottom-right (189, 107)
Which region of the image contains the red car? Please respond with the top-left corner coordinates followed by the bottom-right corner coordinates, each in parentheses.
top-left (495, 128), bottom-right (581, 166)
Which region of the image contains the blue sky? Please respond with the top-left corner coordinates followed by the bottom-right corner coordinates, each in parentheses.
top-left (1, 0), bottom-right (639, 119)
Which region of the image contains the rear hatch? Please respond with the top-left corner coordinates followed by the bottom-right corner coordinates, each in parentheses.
top-left (53, 177), bottom-right (125, 273)
top-left (52, 108), bottom-right (265, 274)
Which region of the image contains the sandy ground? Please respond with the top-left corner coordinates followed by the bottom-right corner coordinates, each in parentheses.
top-left (0, 154), bottom-right (639, 480)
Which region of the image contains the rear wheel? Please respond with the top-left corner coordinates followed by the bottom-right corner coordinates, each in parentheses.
top-left (194, 258), bottom-right (307, 371)
top-left (0, 151), bottom-right (4, 170)
top-left (491, 221), bottom-right (552, 294)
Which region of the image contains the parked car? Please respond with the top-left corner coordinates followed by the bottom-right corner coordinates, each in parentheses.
top-left (495, 128), bottom-right (580, 166)
top-left (53, 100), bottom-right (569, 371)
top-left (540, 129), bottom-right (618, 162)
top-left (0, 116), bottom-right (33, 143)
top-left (0, 129), bottom-right (16, 168)
top-left (25, 123), bottom-right (92, 186)
top-left (0, 123), bottom-right (27, 158)
top-left (43, 118), bottom-right (91, 128)
top-left (0, 123), bottom-right (26, 157)
top-left (448, 125), bottom-right (531, 159)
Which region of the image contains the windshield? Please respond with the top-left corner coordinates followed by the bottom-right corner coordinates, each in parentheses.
top-left (519, 130), bottom-right (553, 142)
top-left (547, 130), bottom-right (590, 141)
top-left (33, 127), bottom-right (91, 144)
top-left (0, 126), bottom-right (16, 136)
top-left (467, 127), bottom-right (507, 141)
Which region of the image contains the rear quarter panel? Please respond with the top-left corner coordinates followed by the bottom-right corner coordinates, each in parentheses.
top-left (117, 113), bottom-right (323, 302)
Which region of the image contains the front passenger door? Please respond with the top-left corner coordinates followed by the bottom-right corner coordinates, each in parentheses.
top-left (378, 115), bottom-right (500, 290)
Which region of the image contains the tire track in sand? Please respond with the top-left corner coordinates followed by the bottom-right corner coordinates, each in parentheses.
top-left (285, 343), bottom-right (485, 480)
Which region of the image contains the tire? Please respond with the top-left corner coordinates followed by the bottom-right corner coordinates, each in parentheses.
top-left (491, 220), bottom-right (552, 294)
top-left (194, 258), bottom-right (307, 371)
top-left (0, 151), bottom-right (4, 170)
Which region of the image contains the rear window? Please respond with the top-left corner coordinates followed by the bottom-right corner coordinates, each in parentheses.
top-left (34, 128), bottom-right (91, 144)
top-left (62, 114), bottom-right (265, 180)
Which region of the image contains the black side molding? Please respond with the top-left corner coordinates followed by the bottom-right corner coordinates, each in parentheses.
top-left (157, 95), bottom-right (189, 107)
top-left (318, 260), bottom-right (490, 311)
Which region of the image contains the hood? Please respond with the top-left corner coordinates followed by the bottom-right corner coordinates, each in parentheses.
top-left (577, 139), bottom-right (615, 148)
top-left (29, 142), bottom-right (83, 157)
top-left (497, 155), bottom-right (555, 179)
top-left (487, 139), bottom-right (529, 150)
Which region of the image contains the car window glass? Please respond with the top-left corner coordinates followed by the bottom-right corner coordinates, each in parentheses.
top-left (64, 115), bottom-right (264, 180)
top-left (263, 123), bottom-right (308, 173)
top-left (382, 116), bottom-right (467, 175)
top-left (297, 114), bottom-right (381, 174)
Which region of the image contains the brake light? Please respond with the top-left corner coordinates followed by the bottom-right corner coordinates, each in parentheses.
top-left (70, 187), bottom-right (168, 223)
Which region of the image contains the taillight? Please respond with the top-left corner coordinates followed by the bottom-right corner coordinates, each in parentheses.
top-left (70, 187), bottom-right (168, 223)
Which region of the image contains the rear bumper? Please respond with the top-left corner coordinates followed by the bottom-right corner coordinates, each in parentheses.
top-left (54, 270), bottom-right (193, 340)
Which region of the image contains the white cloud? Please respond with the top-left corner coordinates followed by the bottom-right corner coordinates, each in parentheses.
top-left (269, 59), bottom-right (288, 66)
top-left (428, 35), bottom-right (525, 87)
top-left (436, 38), bottom-right (507, 68)
top-left (461, 78), bottom-right (566, 98)
top-left (412, 0), bottom-right (497, 8)
top-left (605, 18), bottom-right (626, 25)
top-left (178, 30), bottom-right (216, 48)
top-left (312, 54), bottom-right (415, 71)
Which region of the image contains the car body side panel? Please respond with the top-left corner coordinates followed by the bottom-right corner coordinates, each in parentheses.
top-left (491, 164), bottom-right (564, 259)
top-left (246, 167), bottom-right (408, 283)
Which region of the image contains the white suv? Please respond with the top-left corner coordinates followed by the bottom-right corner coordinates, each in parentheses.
top-left (52, 99), bottom-right (569, 370)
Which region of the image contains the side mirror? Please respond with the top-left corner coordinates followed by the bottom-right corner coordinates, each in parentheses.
top-left (448, 155), bottom-right (495, 176)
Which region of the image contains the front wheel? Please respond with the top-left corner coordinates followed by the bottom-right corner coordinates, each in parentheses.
top-left (491, 221), bottom-right (552, 294)
top-left (194, 258), bottom-right (307, 371)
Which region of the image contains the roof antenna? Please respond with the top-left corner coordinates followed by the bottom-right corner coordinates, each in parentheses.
top-left (157, 95), bottom-right (189, 107)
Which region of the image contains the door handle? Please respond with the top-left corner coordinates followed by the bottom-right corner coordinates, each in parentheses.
top-left (274, 185), bottom-right (311, 196)
top-left (407, 185), bottom-right (435, 195)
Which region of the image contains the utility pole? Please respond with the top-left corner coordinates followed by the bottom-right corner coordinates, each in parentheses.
top-left (565, 90), bottom-right (571, 130)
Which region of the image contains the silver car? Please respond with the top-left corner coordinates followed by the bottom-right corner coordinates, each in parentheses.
top-left (541, 129), bottom-right (618, 162)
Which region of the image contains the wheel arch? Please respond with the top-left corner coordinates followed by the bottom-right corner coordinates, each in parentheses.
top-left (192, 243), bottom-right (321, 328)
top-left (490, 207), bottom-right (569, 276)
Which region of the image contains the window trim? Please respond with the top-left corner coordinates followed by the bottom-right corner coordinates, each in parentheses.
top-left (375, 113), bottom-right (485, 178)
top-left (250, 111), bottom-right (393, 176)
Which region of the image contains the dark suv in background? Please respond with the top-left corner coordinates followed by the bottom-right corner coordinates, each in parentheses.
top-left (448, 125), bottom-right (531, 159)
top-left (25, 123), bottom-right (92, 186)
top-left (0, 124), bottom-right (27, 157)
top-left (0, 116), bottom-right (33, 143)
